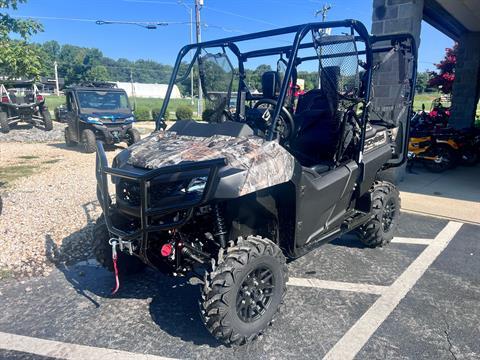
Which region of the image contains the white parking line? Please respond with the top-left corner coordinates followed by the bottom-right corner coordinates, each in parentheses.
top-left (323, 221), bottom-right (463, 360)
top-left (288, 277), bottom-right (387, 295)
top-left (391, 237), bottom-right (432, 245)
top-left (0, 331), bottom-right (176, 360)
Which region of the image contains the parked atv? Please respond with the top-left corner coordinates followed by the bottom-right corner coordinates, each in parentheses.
top-left (409, 104), bottom-right (479, 171)
top-left (94, 21), bottom-right (417, 345)
top-left (63, 83), bottom-right (140, 153)
top-left (0, 81), bottom-right (52, 133)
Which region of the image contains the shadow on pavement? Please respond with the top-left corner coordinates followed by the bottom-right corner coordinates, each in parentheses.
top-left (44, 199), bottom-right (221, 347)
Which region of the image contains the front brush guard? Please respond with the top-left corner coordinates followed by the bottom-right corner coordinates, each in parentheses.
top-left (95, 141), bottom-right (227, 245)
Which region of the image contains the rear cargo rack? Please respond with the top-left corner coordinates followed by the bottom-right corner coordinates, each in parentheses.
top-left (95, 141), bottom-right (227, 241)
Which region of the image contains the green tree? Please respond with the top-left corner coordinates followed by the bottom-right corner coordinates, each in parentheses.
top-left (0, 0), bottom-right (44, 78)
top-left (85, 65), bottom-right (109, 82)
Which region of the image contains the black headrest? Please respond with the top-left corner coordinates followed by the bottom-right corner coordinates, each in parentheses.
top-left (261, 71), bottom-right (279, 99)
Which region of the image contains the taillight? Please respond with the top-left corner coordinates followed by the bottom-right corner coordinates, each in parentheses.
top-left (36, 95), bottom-right (44, 102)
top-left (1, 96), bottom-right (9, 103)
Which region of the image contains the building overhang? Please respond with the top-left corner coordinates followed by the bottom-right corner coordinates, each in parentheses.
top-left (423, 0), bottom-right (480, 40)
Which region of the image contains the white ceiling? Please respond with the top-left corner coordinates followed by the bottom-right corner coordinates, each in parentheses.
top-left (436, 0), bottom-right (480, 31)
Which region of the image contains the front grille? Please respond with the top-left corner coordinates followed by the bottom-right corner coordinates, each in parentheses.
top-left (116, 178), bottom-right (202, 209)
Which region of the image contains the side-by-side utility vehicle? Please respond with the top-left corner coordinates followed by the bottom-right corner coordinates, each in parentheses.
top-left (64, 83), bottom-right (140, 152)
top-left (0, 80), bottom-right (52, 133)
top-left (94, 20), bottom-right (417, 345)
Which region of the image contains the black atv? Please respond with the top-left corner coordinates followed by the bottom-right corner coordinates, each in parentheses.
top-left (63, 83), bottom-right (140, 153)
top-left (0, 80), bottom-right (52, 133)
top-left (94, 20), bottom-right (417, 345)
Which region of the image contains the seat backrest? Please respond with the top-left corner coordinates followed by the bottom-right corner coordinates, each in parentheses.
top-left (261, 71), bottom-right (279, 100)
top-left (290, 66), bottom-right (342, 166)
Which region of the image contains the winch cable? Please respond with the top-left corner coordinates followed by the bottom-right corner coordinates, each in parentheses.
top-left (109, 239), bottom-right (121, 295)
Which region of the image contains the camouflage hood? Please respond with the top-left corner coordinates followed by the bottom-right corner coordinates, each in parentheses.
top-left (126, 131), bottom-right (296, 196)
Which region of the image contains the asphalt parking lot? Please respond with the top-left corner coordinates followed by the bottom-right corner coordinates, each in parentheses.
top-left (0, 212), bottom-right (479, 360)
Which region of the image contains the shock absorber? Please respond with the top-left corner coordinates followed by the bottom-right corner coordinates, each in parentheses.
top-left (213, 203), bottom-right (227, 248)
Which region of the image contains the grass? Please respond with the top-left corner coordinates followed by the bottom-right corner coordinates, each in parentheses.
top-left (0, 164), bottom-right (39, 188)
top-left (43, 159), bottom-right (61, 164)
top-left (17, 155), bottom-right (39, 160)
top-left (0, 268), bottom-right (13, 280)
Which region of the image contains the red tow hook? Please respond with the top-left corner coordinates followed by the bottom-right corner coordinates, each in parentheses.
top-left (109, 239), bottom-right (120, 295)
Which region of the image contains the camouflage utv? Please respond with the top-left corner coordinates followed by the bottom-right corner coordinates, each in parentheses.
top-left (94, 20), bottom-right (417, 345)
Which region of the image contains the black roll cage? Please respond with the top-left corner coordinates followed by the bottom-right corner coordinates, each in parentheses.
top-left (156, 20), bottom-right (417, 164)
top-left (157, 20), bottom-right (373, 136)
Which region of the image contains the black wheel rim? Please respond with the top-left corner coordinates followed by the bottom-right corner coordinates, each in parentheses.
top-left (236, 266), bottom-right (275, 323)
top-left (382, 198), bottom-right (396, 232)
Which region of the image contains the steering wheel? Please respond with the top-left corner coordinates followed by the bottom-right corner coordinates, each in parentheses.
top-left (253, 99), bottom-right (295, 143)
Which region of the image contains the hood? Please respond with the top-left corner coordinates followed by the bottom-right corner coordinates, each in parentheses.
top-left (125, 131), bottom-right (296, 196)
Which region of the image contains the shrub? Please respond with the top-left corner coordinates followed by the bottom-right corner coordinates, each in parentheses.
top-left (134, 107), bottom-right (151, 121)
top-left (152, 108), bottom-right (168, 121)
top-left (176, 105), bottom-right (193, 120)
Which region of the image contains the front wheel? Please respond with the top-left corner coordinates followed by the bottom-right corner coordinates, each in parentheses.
top-left (64, 127), bottom-right (76, 147)
top-left (81, 128), bottom-right (97, 153)
top-left (0, 112), bottom-right (10, 134)
top-left (125, 127), bottom-right (140, 146)
top-left (92, 215), bottom-right (146, 275)
top-left (423, 146), bottom-right (456, 173)
top-left (357, 181), bottom-right (400, 248)
top-left (200, 236), bottom-right (287, 346)
top-left (43, 111), bottom-right (53, 131)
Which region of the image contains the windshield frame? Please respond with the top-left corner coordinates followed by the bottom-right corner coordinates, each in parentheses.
top-left (75, 89), bottom-right (132, 115)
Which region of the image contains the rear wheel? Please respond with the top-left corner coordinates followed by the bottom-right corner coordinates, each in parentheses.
top-left (81, 128), bottom-right (97, 153)
top-left (424, 145), bottom-right (456, 173)
top-left (0, 112), bottom-right (10, 133)
top-left (200, 236), bottom-right (287, 346)
top-left (43, 111), bottom-right (53, 131)
top-left (125, 128), bottom-right (140, 146)
top-left (92, 215), bottom-right (145, 275)
top-left (357, 181), bottom-right (400, 248)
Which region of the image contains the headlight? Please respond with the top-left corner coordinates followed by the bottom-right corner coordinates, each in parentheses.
top-left (389, 127), bottom-right (399, 141)
top-left (125, 116), bottom-right (135, 123)
top-left (87, 116), bottom-right (102, 125)
top-left (185, 176), bottom-right (207, 194)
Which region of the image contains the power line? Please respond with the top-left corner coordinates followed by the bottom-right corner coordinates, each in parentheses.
top-left (12, 15), bottom-right (190, 25)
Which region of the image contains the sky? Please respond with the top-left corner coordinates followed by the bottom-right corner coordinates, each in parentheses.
top-left (9, 0), bottom-right (454, 72)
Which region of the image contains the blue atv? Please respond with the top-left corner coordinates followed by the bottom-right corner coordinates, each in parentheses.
top-left (63, 83), bottom-right (140, 153)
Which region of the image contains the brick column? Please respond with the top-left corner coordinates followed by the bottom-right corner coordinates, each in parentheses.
top-left (372, 0), bottom-right (424, 42)
top-left (450, 32), bottom-right (480, 129)
top-left (371, 0), bottom-right (424, 183)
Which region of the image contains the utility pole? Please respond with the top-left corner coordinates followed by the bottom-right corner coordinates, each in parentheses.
top-left (189, 6), bottom-right (194, 105)
top-left (315, 4), bottom-right (332, 26)
top-left (195, 0), bottom-right (203, 116)
top-left (130, 68), bottom-right (137, 110)
top-left (315, 4), bottom-right (332, 88)
top-left (53, 61), bottom-right (60, 96)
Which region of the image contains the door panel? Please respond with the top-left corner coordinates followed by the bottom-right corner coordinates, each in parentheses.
top-left (295, 161), bottom-right (358, 248)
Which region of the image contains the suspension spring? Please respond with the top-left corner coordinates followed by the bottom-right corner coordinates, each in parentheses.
top-left (213, 204), bottom-right (227, 248)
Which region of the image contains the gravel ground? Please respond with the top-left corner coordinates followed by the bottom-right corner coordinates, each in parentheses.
top-left (0, 141), bottom-right (120, 278)
top-left (0, 121), bottom-right (66, 143)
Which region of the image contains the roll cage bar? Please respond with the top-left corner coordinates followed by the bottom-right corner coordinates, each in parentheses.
top-left (156, 20), bottom-right (417, 160)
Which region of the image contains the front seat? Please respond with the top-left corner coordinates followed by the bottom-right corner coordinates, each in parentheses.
top-left (290, 66), bottom-right (341, 168)
top-left (261, 71), bottom-right (280, 99)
